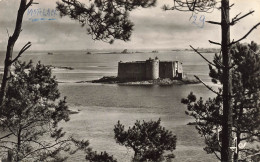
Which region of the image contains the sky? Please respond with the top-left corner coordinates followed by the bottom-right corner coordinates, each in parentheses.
top-left (0, 0), bottom-right (259, 51)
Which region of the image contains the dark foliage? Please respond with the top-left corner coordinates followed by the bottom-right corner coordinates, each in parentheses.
top-left (162, 0), bottom-right (217, 13)
top-left (0, 61), bottom-right (89, 161)
top-left (56, 0), bottom-right (156, 43)
top-left (86, 151), bottom-right (117, 162)
top-left (182, 42), bottom-right (260, 160)
top-left (114, 119), bottom-right (176, 161)
top-left (0, 0), bottom-right (33, 108)
top-left (165, 1), bottom-right (260, 161)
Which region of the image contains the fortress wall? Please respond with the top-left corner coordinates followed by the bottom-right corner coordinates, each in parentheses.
top-left (176, 61), bottom-right (183, 79)
top-left (118, 59), bottom-right (184, 81)
top-left (177, 62), bottom-right (183, 73)
top-left (173, 61), bottom-right (178, 77)
top-left (159, 62), bottom-right (174, 79)
top-left (145, 59), bottom-right (159, 80)
top-left (118, 62), bottom-right (146, 81)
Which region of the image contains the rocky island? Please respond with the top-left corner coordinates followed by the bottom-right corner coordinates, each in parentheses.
top-left (91, 76), bottom-right (199, 85)
top-left (90, 57), bottom-right (200, 85)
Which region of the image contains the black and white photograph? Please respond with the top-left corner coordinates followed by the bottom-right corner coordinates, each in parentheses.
top-left (0, 0), bottom-right (260, 161)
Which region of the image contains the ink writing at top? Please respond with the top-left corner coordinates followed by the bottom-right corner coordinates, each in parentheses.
top-left (27, 8), bottom-right (57, 22)
top-left (27, 8), bottom-right (57, 17)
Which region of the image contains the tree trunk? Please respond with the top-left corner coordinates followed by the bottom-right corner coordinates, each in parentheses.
top-left (221, 0), bottom-right (233, 161)
top-left (7, 150), bottom-right (13, 162)
top-left (0, 0), bottom-right (29, 109)
top-left (16, 127), bottom-right (22, 162)
top-left (233, 132), bottom-right (240, 161)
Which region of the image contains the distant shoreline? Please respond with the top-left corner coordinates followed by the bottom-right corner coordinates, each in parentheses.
top-left (0, 48), bottom-right (219, 53)
top-left (95, 51), bottom-right (145, 54)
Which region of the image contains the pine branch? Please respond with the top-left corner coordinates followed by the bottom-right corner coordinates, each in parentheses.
top-left (194, 75), bottom-right (220, 95)
top-left (0, 133), bottom-right (14, 140)
top-left (230, 10), bottom-right (255, 25)
top-left (8, 127), bottom-right (16, 137)
top-left (169, 0), bottom-right (217, 13)
top-left (25, 0), bottom-right (34, 10)
top-left (229, 3), bottom-right (234, 9)
top-left (206, 21), bottom-right (221, 25)
top-left (162, 5), bottom-right (174, 11)
top-left (23, 139), bottom-right (71, 159)
top-left (206, 135), bottom-right (221, 160)
top-left (194, 123), bottom-right (221, 160)
top-left (230, 22), bottom-right (260, 46)
top-left (190, 45), bottom-right (223, 67)
top-left (0, 145), bottom-right (12, 150)
top-left (232, 12), bottom-right (242, 22)
top-left (11, 42), bottom-right (31, 64)
top-left (0, 140), bottom-right (17, 145)
top-left (242, 151), bottom-right (260, 160)
top-left (209, 40), bottom-right (221, 46)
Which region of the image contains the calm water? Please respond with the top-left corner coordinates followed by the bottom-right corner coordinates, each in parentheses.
top-left (0, 50), bottom-right (219, 161)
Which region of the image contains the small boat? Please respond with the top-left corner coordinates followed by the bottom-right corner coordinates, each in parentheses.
top-left (48, 52), bottom-right (53, 55)
top-left (152, 50), bottom-right (159, 53)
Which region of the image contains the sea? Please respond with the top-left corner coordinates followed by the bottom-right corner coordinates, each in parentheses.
top-left (0, 50), bottom-right (219, 162)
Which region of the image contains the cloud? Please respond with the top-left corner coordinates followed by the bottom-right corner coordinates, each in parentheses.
top-left (0, 0), bottom-right (259, 51)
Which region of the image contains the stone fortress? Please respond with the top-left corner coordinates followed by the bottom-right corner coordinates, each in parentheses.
top-left (117, 57), bottom-right (183, 81)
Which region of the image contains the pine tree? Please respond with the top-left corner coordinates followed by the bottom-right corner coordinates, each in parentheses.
top-left (0, 61), bottom-right (89, 161)
top-left (114, 119), bottom-right (176, 161)
top-left (182, 42), bottom-right (260, 161)
top-left (0, 0), bottom-right (33, 109)
top-left (164, 1), bottom-right (260, 161)
top-left (56, 0), bottom-right (156, 43)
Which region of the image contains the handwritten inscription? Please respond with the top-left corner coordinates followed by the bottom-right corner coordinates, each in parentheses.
top-left (189, 12), bottom-right (205, 28)
top-left (27, 8), bottom-right (57, 22)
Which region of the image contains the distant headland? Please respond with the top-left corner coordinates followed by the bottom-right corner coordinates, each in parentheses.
top-left (86, 48), bottom-right (219, 55)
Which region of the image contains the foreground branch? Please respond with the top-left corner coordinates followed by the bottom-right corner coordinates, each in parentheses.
top-left (11, 42), bottom-right (31, 64)
top-left (23, 139), bottom-right (70, 159)
top-left (25, 0), bottom-right (34, 10)
top-left (0, 133), bottom-right (14, 140)
top-left (190, 45), bottom-right (223, 67)
top-left (230, 22), bottom-right (260, 46)
top-left (209, 40), bottom-right (221, 46)
top-left (242, 152), bottom-right (260, 161)
top-left (206, 21), bottom-right (221, 25)
top-left (162, 0), bottom-right (217, 13)
top-left (194, 75), bottom-right (220, 95)
top-left (229, 3), bottom-right (234, 9)
top-left (230, 10), bottom-right (255, 25)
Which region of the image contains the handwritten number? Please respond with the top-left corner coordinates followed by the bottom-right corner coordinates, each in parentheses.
top-left (192, 15), bottom-right (197, 25)
top-left (199, 15), bottom-right (205, 28)
top-left (189, 12), bottom-right (205, 28)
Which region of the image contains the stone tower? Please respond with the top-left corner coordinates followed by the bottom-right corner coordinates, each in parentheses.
top-left (145, 57), bottom-right (159, 80)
